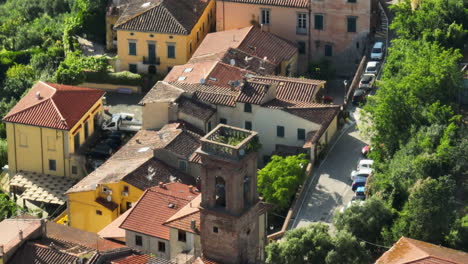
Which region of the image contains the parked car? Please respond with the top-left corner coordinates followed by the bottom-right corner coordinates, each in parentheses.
top-left (87, 143), bottom-right (113, 159)
top-left (102, 113), bottom-right (142, 132)
top-left (358, 74), bottom-right (376, 90)
top-left (357, 159), bottom-right (374, 171)
top-left (370, 42), bottom-right (385, 60)
top-left (354, 186), bottom-right (366, 200)
top-left (352, 89), bottom-right (367, 105)
top-left (103, 138), bottom-right (121, 151)
top-left (352, 176), bottom-right (367, 191)
top-left (362, 145), bottom-right (370, 156)
top-left (350, 167), bottom-right (373, 181)
top-left (365, 61), bottom-right (380, 75)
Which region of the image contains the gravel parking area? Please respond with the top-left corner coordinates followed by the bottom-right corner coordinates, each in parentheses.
top-left (103, 92), bottom-right (145, 120)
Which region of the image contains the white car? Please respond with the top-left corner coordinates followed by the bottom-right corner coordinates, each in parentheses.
top-left (357, 159), bottom-right (374, 171)
top-left (365, 61), bottom-right (380, 75)
top-left (350, 167), bottom-right (373, 181)
top-left (370, 42), bottom-right (385, 60)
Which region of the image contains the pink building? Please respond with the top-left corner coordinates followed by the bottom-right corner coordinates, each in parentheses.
top-left (216, 0), bottom-right (377, 72)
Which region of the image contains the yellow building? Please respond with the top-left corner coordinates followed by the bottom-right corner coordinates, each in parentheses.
top-left (66, 124), bottom-right (201, 233)
top-left (113, 0), bottom-right (216, 75)
top-left (3, 81), bottom-right (105, 179)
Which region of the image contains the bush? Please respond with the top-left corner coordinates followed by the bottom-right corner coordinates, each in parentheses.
top-left (0, 139), bottom-right (7, 168)
top-left (84, 71), bottom-right (143, 86)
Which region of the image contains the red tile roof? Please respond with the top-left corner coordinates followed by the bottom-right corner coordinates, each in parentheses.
top-left (96, 196), bottom-right (119, 211)
top-left (253, 75), bottom-right (324, 103)
top-left (112, 254), bottom-right (174, 264)
top-left (120, 183), bottom-right (199, 240)
top-left (236, 81), bottom-right (270, 104)
top-left (164, 195), bottom-right (201, 234)
top-left (3, 82), bottom-right (104, 130)
top-left (206, 62), bottom-right (254, 88)
top-left (176, 96), bottom-right (216, 121)
top-left (9, 242), bottom-right (80, 264)
top-left (221, 0), bottom-right (309, 8)
top-left (99, 207), bottom-right (133, 241)
top-left (376, 237), bottom-right (468, 264)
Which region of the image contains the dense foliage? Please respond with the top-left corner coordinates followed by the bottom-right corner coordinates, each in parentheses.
top-left (257, 154), bottom-right (308, 212)
top-left (352, 0), bottom-right (468, 253)
top-left (266, 224), bottom-right (369, 264)
top-left (0, 192), bottom-right (18, 219)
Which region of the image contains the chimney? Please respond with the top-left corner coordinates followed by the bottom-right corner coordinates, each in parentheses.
top-left (36, 92), bottom-right (42, 100)
top-left (260, 24), bottom-right (264, 31)
top-left (159, 182), bottom-right (165, 188)
top-left (188, 185), bottom-right (193, 193)
top-left (0, 245), bottom-right (4, 255)
top-left (18, 230), bottom-right (23, 241)
top-left (190, 220), bottom-right (196, 231)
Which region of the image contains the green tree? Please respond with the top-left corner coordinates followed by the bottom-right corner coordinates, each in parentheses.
top-left (266, 224), bottom-right (333, 264)
top-left (257, 154), bottom-right (308, 211)
top-left (334, 197), bottom-right (394, 244)
top-left (384, 176), bottom-right (456, 244)
top-left (446, 213), bottom-right (468, 251)
top-left (0, 139), bottom-right (7, 168)
top-left (325, 231), bottom-right (370, 264)
top-left (2, 63), bottom-right (36, 100)
top-left (0, 192), bottom-right (17, 219)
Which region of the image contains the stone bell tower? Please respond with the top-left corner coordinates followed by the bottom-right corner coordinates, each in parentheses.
top-left (197, 125), bottom-right (268, 264)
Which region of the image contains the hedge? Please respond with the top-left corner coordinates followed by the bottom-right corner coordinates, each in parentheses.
top-left (84, 71), bottom-right (143, 86)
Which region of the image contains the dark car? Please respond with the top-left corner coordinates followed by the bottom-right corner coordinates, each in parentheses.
top-left (352, 180), bottom-right (366, 191)
top-left (358, 74), bottom-right (376, 90)
top-left (103, 138), bottom-right (121, 151)
top-left (352, 89), bottom-right (367, 105)
top-left (87, 143), bottom-right (113, 159)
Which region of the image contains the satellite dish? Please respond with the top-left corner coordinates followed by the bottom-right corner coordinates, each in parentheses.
top-left (239, 149), bottom-right (245, 156)
top-left (230, 59), bottom-right (236, 66)
top-left (107, 195), bottom-right (112, 202)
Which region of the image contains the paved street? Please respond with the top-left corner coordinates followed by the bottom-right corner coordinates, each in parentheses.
top-left (291, 111), bottom-right (368, 229)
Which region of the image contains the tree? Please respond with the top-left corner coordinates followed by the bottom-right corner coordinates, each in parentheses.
top-left (0, 139), bottom-right (7, 168)
top-left (2, 63), bottom-right (36, 100)
top-left (265, 224), bottom-right (370, 264)
top-left (325, 231), bottom-right (370, 264)
top-left (0, 192), bottom-right (17, 219)
top-left (257, 154), bottom-right (308, 212)
top-left (446, 213), bottom-right (468, 251)
top-left (334, 197), bottom-right (394, 244)
top-left (266, 224), bottom-right (333, 264)
top-left (384, 176), bottom-right (456, 245)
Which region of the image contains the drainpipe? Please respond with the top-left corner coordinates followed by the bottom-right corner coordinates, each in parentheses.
top-left (308, 6), bottom-right (312, 69)
top-left (40, 127), bottom-right (44, 174)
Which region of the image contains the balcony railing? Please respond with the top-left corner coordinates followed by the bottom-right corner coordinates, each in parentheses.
top-left (296, 27), bottom-right (307, 35)
top-left (143, 56), bottom-right (160, 65)
top-left (200, 124), bottom-right (259, 161)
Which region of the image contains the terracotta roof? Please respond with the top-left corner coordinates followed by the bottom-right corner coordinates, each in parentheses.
top-left (164, 61), bottom-right (217, 84)
top-left (120, 183), bottom-right (199, 240)
top-left (193, 257), bottom-right (221, 264)
top-left (237, 27), bottom-right (297, 65)
top-left (205, 62), bottom-right (254, 88)
top-left (173, 83), bottom-right (238, 107)
top-left (9, 242), bottom-right (80, 264)
top-left (220, 0), bottom-right (309, 8)
top-left (0, 218), bottom-right (42, 254)
top-left (189, 152), bottom-right (202, 164)
top-left (122, 158), bottom-right (195, 190)
top-left (3, 81), bottom-right (104, 130)
top-left (112, 254), bottom-right (174, 264)
top-left (164, 194), bottom-right (201, 234)
top-left (220, 48), bottom-right (276, 75)
top-left (177, 96), bottom-right (216, 121)
top-left (140, 82), bottom-right (184, 104)
top-left (164, 129), bottom-right (202, 158)
top-left (115, 0), bottom-right (211, 35)
top-left (236, 81), bottom-right (271, 104)
top-left (96, 196), bottom-right (119, 211)
top-left (191, 27), bottom-right (252, 60)
top-left (284, 106), bottom-right (340, 124)
top-left (253, 75), bottom-right (324, 103)
top-left (99, 207), bottom-right (134, 241)
top-left (376, 237), bottom-right (468, 264)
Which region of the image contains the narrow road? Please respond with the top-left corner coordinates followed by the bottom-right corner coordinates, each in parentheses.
top-left (291, 117), bottom-right (367, 228)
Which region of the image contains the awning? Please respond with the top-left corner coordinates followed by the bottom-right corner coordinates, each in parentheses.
top-left (10, 172), bottom-right (77, 205)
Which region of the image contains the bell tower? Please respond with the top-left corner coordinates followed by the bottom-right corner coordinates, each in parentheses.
top-left (197, 125), bottom-right (268, 264)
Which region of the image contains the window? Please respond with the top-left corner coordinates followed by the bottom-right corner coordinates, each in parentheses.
top-left (158, 241), bottom-right (166, 252)
top-left (325, 44), bottom-right (333, 57)
top-left (347, 17), bottom-right (357, 33)
top-left (84, 121), bottom-right (89, 139)
top-left (178, 160), bottom-right (187, 172)
top-left (261, 9), bottom-right (270, 25)
top-left (297, 13), bottom-right (307, 34)
top-left (178, 230), bottom-right (187, 242)
top-left (314, 14), bottom-right (324, 30)
top-left (167, 44), bottom-right (176, 59)
top-left (245, 121), bottom-right (252, 130)
top-left (128, 42), bottom-right (137, 55)
top-left (213, 226), bottom-right (219, 233)
top-left (129, 64), bottom-right (137, 73)
top-left (135, 235), bottom-right (143, 246)
top-left (72, 166), bottom-right (78, 174)
top-left (220, 118), bottom-right (227, 124)
top-left (20, 133), bottom-right (28, 147)
top-left (74, 133), bottom-right (80, 152)
top-left (277, 126), bottom-right (285, 137)
top-left (47, 136), bottom-right (56, 151)
top-left (124, 186), bottom-right (129, 192)
top-left (96, 210), bottom-right (102, 215)
top-left (297, 128), bottom-right (306, 140)
top-left (49, 159), bottom-right (56, 171)
top-left (197, 30), bottom-right (200, 42)
top-left (298, 41), bottom-right (306, 54)
top-left (348, 0), bottom-right (357, 3)
top-left (189, 41), bottom-right (193, 54)
top-left (167, 66), bottom-right (173, 72)
top-left (126, 202), bottom-right (132, 210)
top-left (207, 121), bottom-right (212, 131)
top-left (244, 103), bottom-right (252, 113)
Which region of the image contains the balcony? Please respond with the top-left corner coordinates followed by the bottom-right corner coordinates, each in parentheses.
top-left (199, 124), bottom-right (260, 161)
top-left (143, 56), bottom-right (160, 65)
top-left (296, 27), bottom-right (307, 35)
